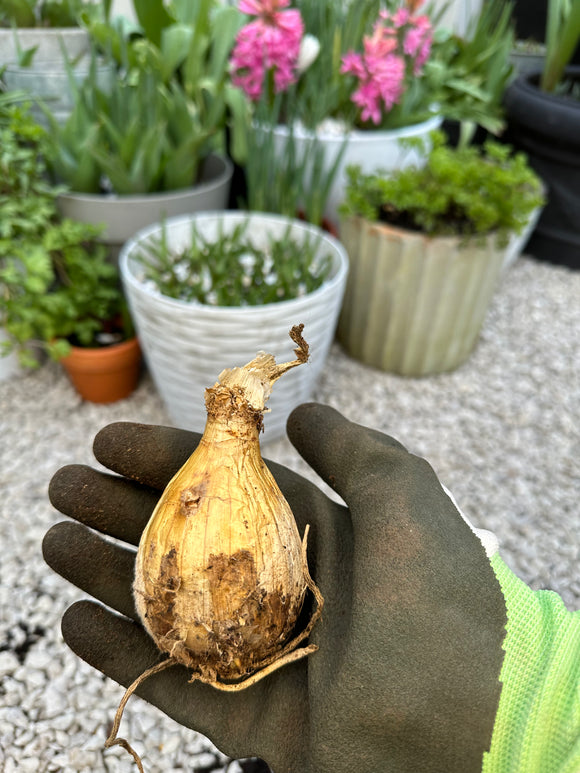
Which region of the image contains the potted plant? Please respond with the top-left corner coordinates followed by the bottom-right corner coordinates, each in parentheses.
top-left (229, 0), bottom-right (515, 227)
top-left (230, 0), bottom-right (442, 227)
top-left (0, 95), bottom-right (140, 401)
top-left (0, 0), bottom-right (109, 125)
top-left (2, 218), bottom-right (141, 403)
top-left (119, 211), bottom-right (349, 441)
top-left (42, 0), bottom-right (248, 257)
top-left (509, 38), bottom-right (546, 77)
top-left (503, 0), bottom-right (580, 268)
top-left (336, 131), bottom-right (545, 376)
top-left (427, 0), bottom-right (515, 148)
top-left (0, 0), bottom-right (93, 64)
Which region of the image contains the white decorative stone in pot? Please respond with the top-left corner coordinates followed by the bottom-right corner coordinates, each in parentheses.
top-left (119, 212), bottom-right (349, 442)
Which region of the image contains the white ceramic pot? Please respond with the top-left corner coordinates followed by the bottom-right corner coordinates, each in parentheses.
top-left (3, 59), bottom-right (113, 126)
top-left (509, 45), bottom-right (546, 78)
top-left (57, 154), bottom-right (233, 259)
top-left (0, 328), bottom-right (23, 382)
top-left (119, 212), bottom-right (349, 442)
top-left (337, 217), bottom-right (507, 376)
top-left (0, 27), bottom-right (90, 65)
top-left (271, 114), bottom-right (442, 227)
top-left (502, 202), bottom-right (544, 270)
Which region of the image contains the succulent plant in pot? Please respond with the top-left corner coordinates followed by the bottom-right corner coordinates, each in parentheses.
top-left (0, 0), bottom-right (90, 29)
top-left (337, 130), bottom-right (545, 377)
top-left (0, 0), bottom-right (92, 62)
top-left (0, 94), bottom-right (140, 401)
top-left (119, 210), bottom-right (349, 441)
top-left (42, 0), bottom-right (249, 256)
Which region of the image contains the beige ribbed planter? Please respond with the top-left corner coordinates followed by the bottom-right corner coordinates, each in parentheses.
top-left (120, 212), bottom-right (349, 442)
top-left (337, 217), bottom-right (506, 376)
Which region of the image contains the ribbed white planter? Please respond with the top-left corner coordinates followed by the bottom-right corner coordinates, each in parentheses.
top-left (3, 59), bottom-right (113, 126)
top-left (57, 155), bottom-right (233, 259)
top-left (270, 114), bottom-right (442, 226)
top-left (337, 217), bottom-right (507, 376)
top-left (0, 27), bottom-right (90, 65)
top-left (0, 27), bottom-right (107, 126)
top-left (120, 212), bottom-right (349, 441)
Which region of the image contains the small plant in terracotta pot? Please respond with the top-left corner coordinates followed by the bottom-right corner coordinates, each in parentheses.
top-left (0, 96), bottom-right (140, 402)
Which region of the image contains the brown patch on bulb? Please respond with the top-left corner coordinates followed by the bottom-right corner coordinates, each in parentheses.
top-left (180, 480), bottom-right (208, 516)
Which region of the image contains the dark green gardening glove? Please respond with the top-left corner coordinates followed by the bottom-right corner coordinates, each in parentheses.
top-left (44, 403), bottom-right (507, 773)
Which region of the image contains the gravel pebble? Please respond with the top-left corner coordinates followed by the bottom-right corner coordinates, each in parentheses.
top-left (0, 255), bottom-right (578, 771)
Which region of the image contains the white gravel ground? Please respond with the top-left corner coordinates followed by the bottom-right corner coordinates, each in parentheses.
top-left (1, 255), bottom-right (579, 772)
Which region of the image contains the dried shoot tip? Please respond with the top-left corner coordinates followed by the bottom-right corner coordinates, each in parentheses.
top-left (212, 325), bottom-right (309, 412)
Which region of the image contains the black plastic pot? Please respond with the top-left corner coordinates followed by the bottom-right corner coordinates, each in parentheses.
top-left (503, 67), bottom-right (580, 269)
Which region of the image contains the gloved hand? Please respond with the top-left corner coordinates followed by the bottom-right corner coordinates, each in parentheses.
top-left (44, 403), bottom-right (507, 773)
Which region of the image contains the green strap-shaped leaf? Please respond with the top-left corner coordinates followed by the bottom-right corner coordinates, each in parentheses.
top-left (132, 0), bottom-right (173, 46)
top-left (160, 24), bottom-right (193, 80)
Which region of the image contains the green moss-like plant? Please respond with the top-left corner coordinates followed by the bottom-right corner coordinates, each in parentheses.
top-left (340, 131), bottom-right (545, 244)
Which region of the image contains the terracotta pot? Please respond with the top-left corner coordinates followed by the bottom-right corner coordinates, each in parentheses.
top-left (60, 337), bottom-right (141, 403)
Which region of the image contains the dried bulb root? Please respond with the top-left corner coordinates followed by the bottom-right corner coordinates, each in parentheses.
top-left (105, 325), bottom-right (323, 771)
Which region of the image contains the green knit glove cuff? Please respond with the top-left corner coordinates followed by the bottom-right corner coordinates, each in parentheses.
top-left (483, 555), bottom-right (580, 773)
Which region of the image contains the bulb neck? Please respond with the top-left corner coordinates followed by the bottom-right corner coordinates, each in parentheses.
top-left (203, 384), bottom-right (264, 446)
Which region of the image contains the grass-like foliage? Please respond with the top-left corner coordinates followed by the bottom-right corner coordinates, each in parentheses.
top-left (135, 218), bottom-right (332, 307)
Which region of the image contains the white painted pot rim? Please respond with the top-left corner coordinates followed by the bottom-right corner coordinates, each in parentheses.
top-left (272, 113), bottom-right (442, 145)
top-left (58, 154), bottom-right (234, 205)
top-left (120, 210), bottom-right (350, 315)
top-left (3, 58), bottom-right (110, 72)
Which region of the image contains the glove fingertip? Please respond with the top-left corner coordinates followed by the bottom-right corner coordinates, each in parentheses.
top-left (92, 421), bottom-right (142, 467)
top-left (61, 601), bottom-right (158, 684)
top-left (93, 423), bottom-right (199, 489)
top-left (61, 599), bottom-right (100, 655)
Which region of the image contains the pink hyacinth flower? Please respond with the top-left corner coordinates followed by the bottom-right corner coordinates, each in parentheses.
top-left (392, 7), bottom-right (410, 27)
top-left (239, 0), bottom-right (291, 14)
top-left (231, 0), bottom-right (304, 101)
top-left (340, 51), bottom-right (366, 79)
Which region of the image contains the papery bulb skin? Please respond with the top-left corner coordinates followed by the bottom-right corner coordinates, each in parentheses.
top-left (133, 335), bottom-right (310, 684)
